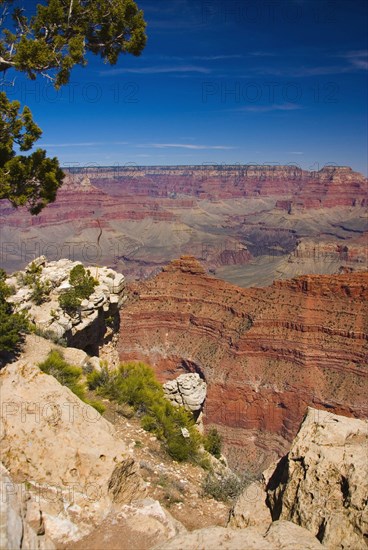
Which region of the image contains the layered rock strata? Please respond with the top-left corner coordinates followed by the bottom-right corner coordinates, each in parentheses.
top-left (118, 257), bottom-right (368, 472)
top-left (1, 166), bottom-right (367, 282)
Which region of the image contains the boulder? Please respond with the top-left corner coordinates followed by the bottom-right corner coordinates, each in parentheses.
top-left (264, 520), bottom-right (323, 549)
top-left (266, 408), bottom-right (368, 549)
top-left (154, 520), bottom-right (322, 550)
top-left (228, 480), bottom-right (271, 532)
top-left (18, 334), bottom-right (87, 368)
top-left (154, 526), bottom-right (272, 550)
top-left (0, 360), bottom-right (145, 544)
top-left (0, 463), bottom-right (56, 550)
top-left (26, 256), bottom-right (47, 270)
top-left (163, 373), bottom-right (207, 412)
top-left (88, 356), bottom-right (102, 372)
top-left (65, 499), bottom-right (186, 550)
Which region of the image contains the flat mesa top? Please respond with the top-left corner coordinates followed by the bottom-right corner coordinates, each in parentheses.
top-left (63, 165), bottom-right (354, 174)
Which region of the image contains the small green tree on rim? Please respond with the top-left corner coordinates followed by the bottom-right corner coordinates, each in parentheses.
top-left (0, 0), bottom-right (146, 214)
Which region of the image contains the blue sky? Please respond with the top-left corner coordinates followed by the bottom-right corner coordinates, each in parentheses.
top-left (4, 0), bottom-right (368, 174)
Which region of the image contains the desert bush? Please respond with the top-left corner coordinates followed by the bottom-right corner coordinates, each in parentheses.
top-left (38, 349), bottom-right (85, 397)
top-left (0, 269), bottom-right (29, 354)
top-left (58, 289), bottom-right (80, 314)
top-left (22, 261), bottom-right (42, 286)
top-left (88, 361), bottom-right (203, 462)
top-left (85, 399), bottom-right (106, 414)
top-left (87, 365), bottom-right (112, 390)
top-left (69, 264), bottom-right (97, 298)
top-left (38, 350), bottom-right (105, 413)
top-left (17, 263), bottom-right (51, 305)
top-left (58, 264), bottom-right (97, 315)
top-left (30, 278), bottom-right (51, 305)
top-left (203, 428), bottom-right (222, 459)
top-left (202, 472), bottom-right (246, 502)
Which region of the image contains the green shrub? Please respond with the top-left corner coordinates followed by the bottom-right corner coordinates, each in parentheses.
top-left (38, 350), bottom-right (105, 413)
top-left (87, 365), bottom-right (112, 390)
top-left (58, 264), bottom-right (97, 315)
top-left (17, 263), bottom-right (51, 305)
top-left (90, 361), bottom-right (203, 462)
top-left (38, 349), bottom-right (85, 393)
top-left (0, 269), bottom-right (29, 354)
top-left (22, 262), bottom-right (42, 286)
top-left (203, 428), bottom-right (222, 459)
top-left (85, 399), bottom-right (106, 414)
top-left (30, 278), bottom-right (51, 305)
top-left (58, 288), bottom-right (80, 314)
top-left (202, 472), bottom-right (245, 503)
top-left (69, 264), bottom-right (97, 298)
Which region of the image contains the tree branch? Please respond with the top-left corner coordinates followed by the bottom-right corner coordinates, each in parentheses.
top-left (0, 57), bottom-right (15, 72)
top-left (68, 0), bottom-right (74, 25)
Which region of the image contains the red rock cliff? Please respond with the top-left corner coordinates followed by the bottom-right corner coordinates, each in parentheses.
top-left (118, 257), bottom-right (368, 473)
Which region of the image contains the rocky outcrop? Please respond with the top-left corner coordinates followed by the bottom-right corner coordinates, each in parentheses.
top-left (286, 237), bottom-right (368, 271)
top-left (163, 373), bottom-right (207, 413)
top-left (228, 480), bottom-right (271, 531)
top-left (0, 360), bottom-right (145, 544)
top-left (119, 257), bottom-right (368, 472)
top-left (68, 499), bottom-right (186, 550)
top-left (228, 408), bottom-right (368, 550)
top-left (0, 463), bottom-right (56, 550)
top-left (6, 257), bottom-right (126, 353)
top-left (265, 408), bottom-right (368, 549)
top-left (155, 521), bottom-right (323, 550)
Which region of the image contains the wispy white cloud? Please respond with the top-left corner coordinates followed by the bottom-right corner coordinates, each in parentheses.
top-left (159, 54), bottom-right (244, 61)
top-left (137, 143), bottom-right (236, 150)
top-left (43, 141), bottom-right (128, 147)
top-left (254, 50), bottom-right (368, 77)
top-left (249, 51), bottom-right (277, 57)
top-left (100, 65), bottom-right (211, 76)
top-left (235, 103), bottom-right (302, 113)
top-left (254, 65), bottom-right (352, 77)
top-left (342, 50), bottom-right (368, 70)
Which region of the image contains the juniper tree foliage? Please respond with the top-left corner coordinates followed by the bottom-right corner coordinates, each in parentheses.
top-left (0, 268), bottom-right (29, 354)
top-left (0, 0), bottom-right (146, 213)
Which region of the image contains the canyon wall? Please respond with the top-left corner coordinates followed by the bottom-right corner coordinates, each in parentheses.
top-left (68, 164), bottom-right (368, 208)
top-left (118, 257), bottom-right (368, 473)
top-left (1, 166), bottom-right (367, 283)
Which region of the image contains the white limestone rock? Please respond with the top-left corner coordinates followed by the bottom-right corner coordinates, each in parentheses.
top-left (0, 463), bottom-right (56, 550)
top-left (6, 257), bottom-right (127, 351)
top-left (163, 373), bottom-right (207, 412)
top-left (266, 408), bottom-right (368, 550)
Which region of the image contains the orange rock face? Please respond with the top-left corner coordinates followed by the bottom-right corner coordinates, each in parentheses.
top-left (118, 257), bottom-right (368, 473)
